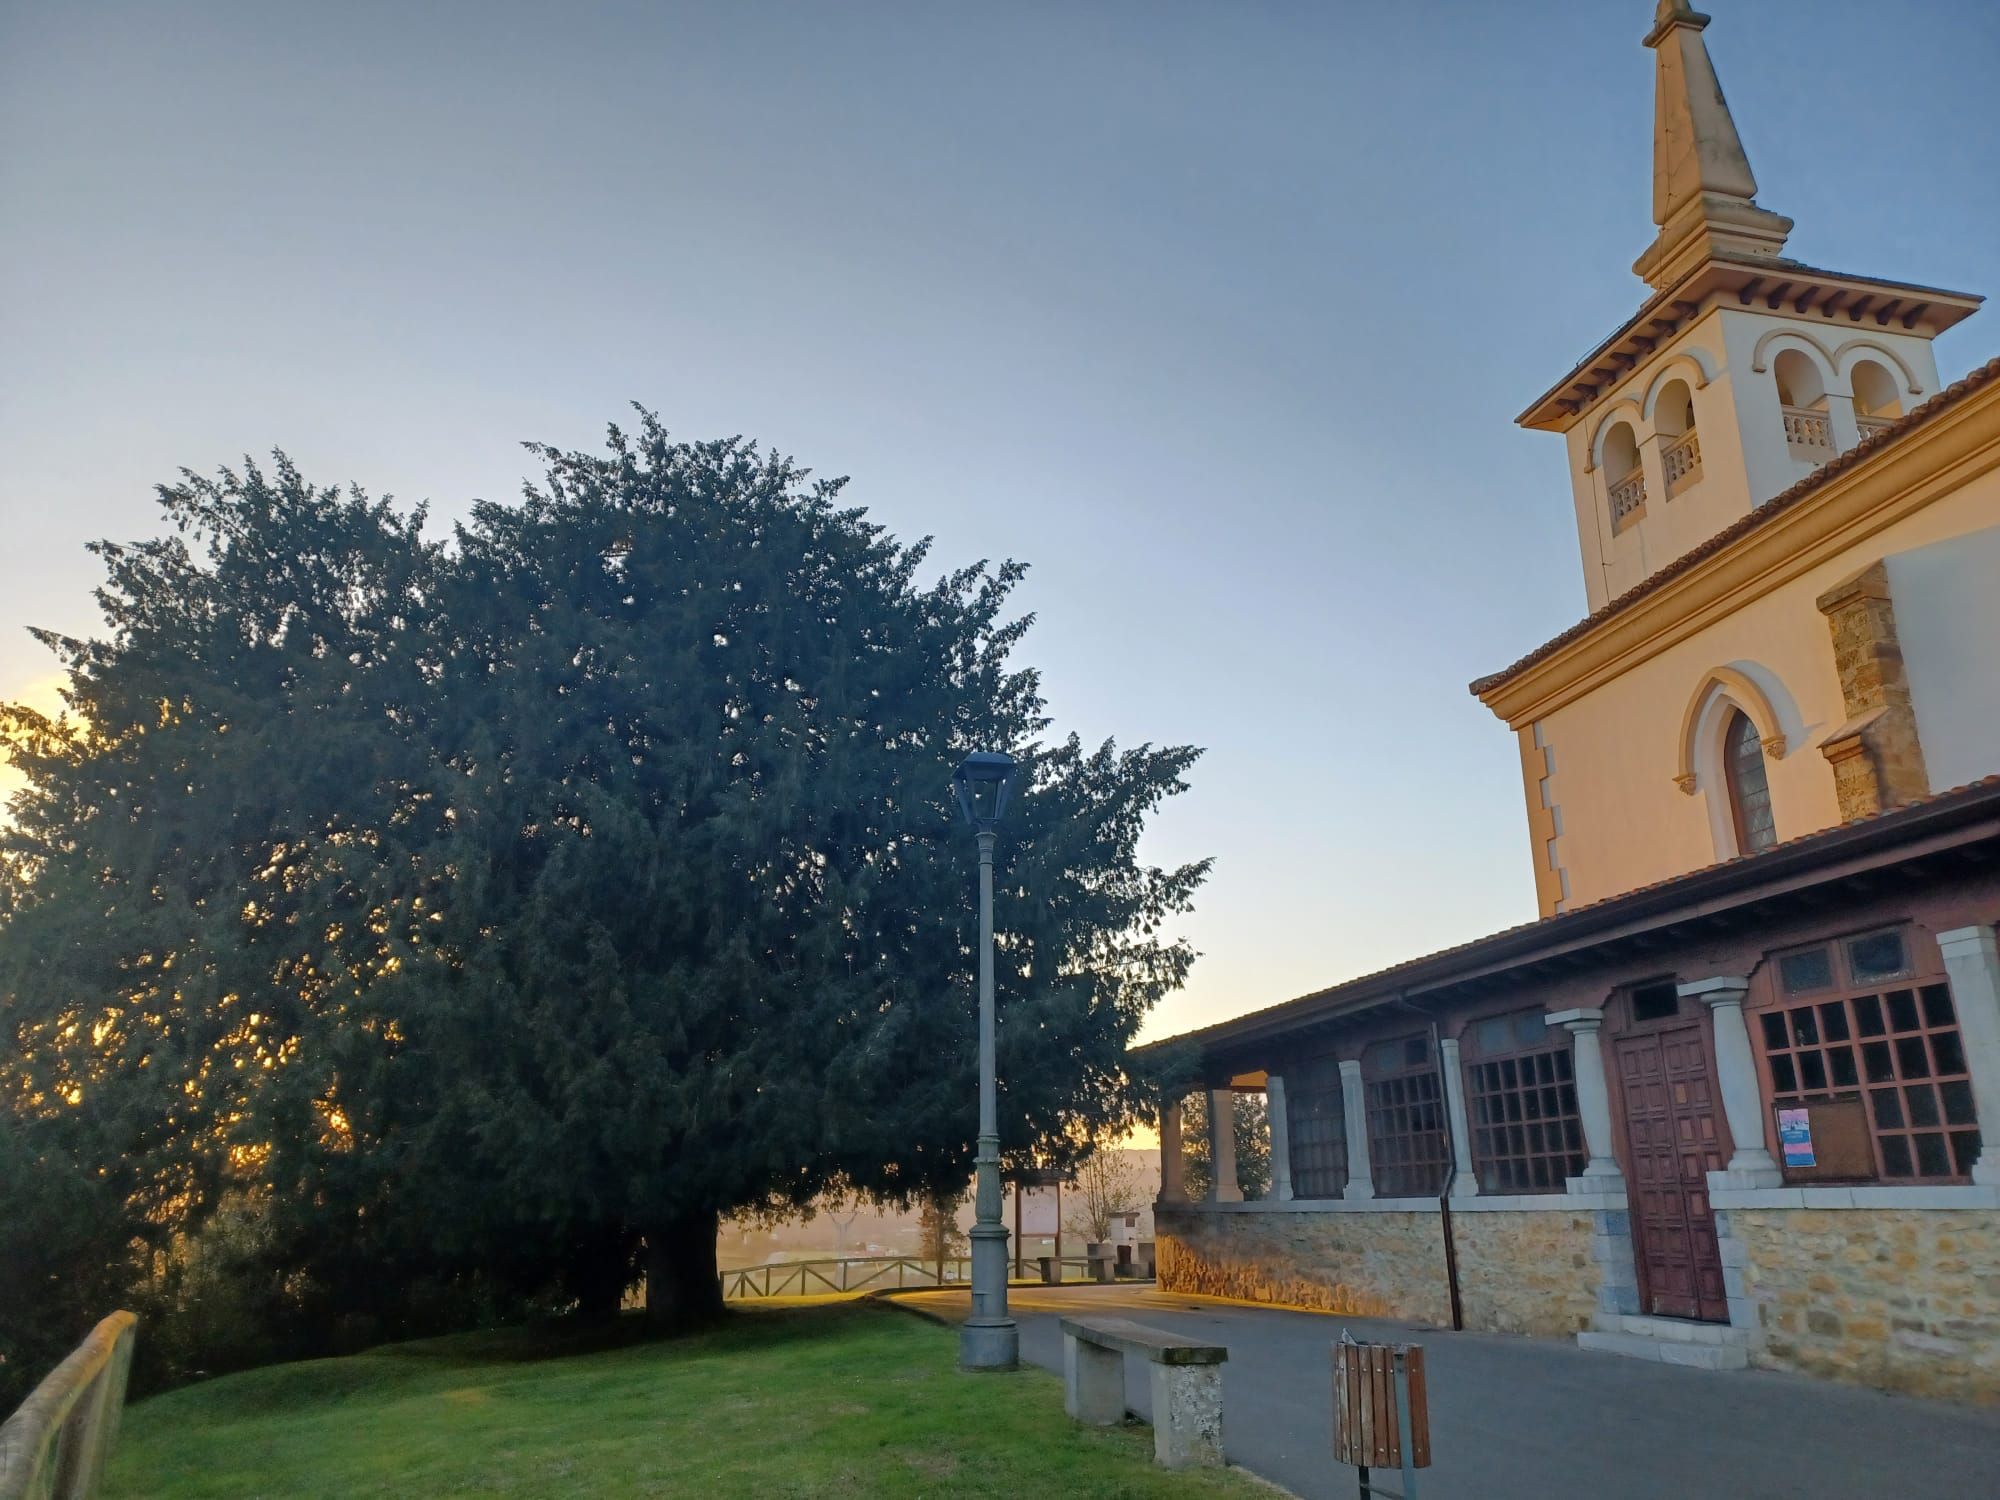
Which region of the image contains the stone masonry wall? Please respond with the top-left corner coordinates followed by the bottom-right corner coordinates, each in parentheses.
top-left (1729, 1207), bottom-right (2000, 1402)
top-left (1155, 1207), bottom-right (1452, 1327)
top-left (1452, 1209), bottom-right (1601, 1337)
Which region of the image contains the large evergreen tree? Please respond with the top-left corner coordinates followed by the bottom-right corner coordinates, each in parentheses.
top-left (0, 416), bottom-right (1207, 1359)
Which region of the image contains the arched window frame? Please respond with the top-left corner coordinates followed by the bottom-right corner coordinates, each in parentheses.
top-left (1650, 376), bottom-right (1702, 498)
top-left (1600, 419), bottom-right (1645, 533)
top-left (1677, 668), bottom-right (1793, 861)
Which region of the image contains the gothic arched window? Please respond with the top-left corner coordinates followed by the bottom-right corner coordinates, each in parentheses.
top-left (1724, 709), bottom-right (1776, 855)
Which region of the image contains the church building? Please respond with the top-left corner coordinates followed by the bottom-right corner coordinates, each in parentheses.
top-left (1146, 0), bottom-right (2000, 1400)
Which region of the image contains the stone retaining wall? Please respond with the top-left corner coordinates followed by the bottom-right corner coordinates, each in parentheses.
top-left (1155, 1205), bottom-right (1452, 1326)
top-left (1156, 1204), bottom-right (1603, 1337)
top-left (1728, 1206), bottom-right (2000, 1402)
top-left (1452, 1208), bottom-right (1601, 1337)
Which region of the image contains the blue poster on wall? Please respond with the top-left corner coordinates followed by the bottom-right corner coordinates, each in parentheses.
top-left (1778, 1107), bottom-right (1815, 1169)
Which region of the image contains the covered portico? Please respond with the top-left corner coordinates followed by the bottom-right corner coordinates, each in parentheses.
top-left (1142, 779), bottom-right (2000, 1397)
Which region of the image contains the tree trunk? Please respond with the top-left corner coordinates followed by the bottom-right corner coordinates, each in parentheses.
top-left (569, 1228), bottom-right (631, 1325)
top-left (644, 1210), bottom-right (724, 1333)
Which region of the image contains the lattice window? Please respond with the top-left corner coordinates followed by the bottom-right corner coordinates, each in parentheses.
top-left (1758, 929), bottom-right (1981, 1182)
top-left (1284, 1055), bottom-right (1348, 1199)
top-left (1462, 1010), bottom-right (1586, 1194)
top-left (1363, 1034), bottom-right (1450, 1197)
top-left (1725, 709), bottom-right (1776, 854)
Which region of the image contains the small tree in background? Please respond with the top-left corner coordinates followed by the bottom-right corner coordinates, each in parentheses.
top-left (1067, 1149), bottom-right (1145, 1243)
top-left (916, 1186), bottom-right (968, 1278)
top-left (1181, 1091), bottom-right (1272, 1202)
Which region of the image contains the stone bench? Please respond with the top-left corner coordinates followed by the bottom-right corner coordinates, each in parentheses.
top-left (1059, 1316), bottom-right (1227, 1469)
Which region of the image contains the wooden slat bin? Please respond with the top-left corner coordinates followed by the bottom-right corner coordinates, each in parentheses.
top-left (1332, 1339), bottom-right (1430, 1470)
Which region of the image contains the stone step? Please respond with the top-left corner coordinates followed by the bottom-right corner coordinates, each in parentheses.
top-left (1605, 1313), bottom-right (1748, 1346)
top-left (1577, 1330), bottom-right (1749, 1370)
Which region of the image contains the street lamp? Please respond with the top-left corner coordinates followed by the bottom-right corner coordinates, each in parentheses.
top-left (953, 750), bottom-right (1019, 1371)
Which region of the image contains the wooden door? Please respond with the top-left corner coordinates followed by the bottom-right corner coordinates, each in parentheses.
top-left (1613, 1024), bottom-right (1729, 1322)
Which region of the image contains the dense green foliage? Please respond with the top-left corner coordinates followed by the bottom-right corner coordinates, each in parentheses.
top-left (101, 1304), bottom-right (1263, 1499)
top-left (1, 417), bottom-right (1206, 1401)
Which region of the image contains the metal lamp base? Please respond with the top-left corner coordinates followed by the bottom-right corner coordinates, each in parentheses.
top-left (959, 1319), bottom-right (1019, 1371)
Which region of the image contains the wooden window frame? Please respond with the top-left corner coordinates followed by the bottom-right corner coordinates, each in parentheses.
top-left (1461, 1010), bottom-right (1587, 1194)
top-left (1362, 1033), bottom-right (1450, 1198)
top-left (1283, 1054), bottom-right (1348, 1200)
top-left (1754, 927), bottom-right (1980, 1184)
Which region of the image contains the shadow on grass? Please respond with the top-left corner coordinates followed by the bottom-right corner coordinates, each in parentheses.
top-left (145, 1301), bottom-right (878, 1420)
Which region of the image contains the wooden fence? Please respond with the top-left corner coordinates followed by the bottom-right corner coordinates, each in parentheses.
top-left (719, 1255), bottom-right (974, 1299)
top-left (0, 1312), bottom-right (138, 1500)
top-left (718, 1252), bottom-right (1135, 1299)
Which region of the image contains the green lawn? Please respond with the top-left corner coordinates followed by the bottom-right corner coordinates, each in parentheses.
top-left (104, 1301), bottom-right (1266, 1498)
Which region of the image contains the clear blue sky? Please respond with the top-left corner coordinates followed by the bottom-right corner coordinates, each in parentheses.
top-left (3, 1), bottom-right (1995, 1039)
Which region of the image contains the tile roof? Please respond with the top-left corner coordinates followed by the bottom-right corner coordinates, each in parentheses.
top-left (1149, 774), bottom-right (2000, 1055)
top-left (1473, 354), bottom-right (2000, 699)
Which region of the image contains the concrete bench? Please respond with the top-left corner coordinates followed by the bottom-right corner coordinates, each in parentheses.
top-left (1059, 1316), bottom-right (1227, 1469)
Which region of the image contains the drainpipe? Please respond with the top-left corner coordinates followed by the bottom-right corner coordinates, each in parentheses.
top-left (1397, 996), bottom-right (1464, 1332)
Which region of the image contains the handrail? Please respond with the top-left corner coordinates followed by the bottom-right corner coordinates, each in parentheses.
top-left (0, 1312), bottom-right (139, 1500)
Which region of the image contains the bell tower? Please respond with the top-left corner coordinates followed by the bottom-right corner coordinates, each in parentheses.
top-left (1517, 1), bottom-right (1981, 612)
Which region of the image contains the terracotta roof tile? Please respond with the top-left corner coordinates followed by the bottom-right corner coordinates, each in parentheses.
top-left (1472, 354), bottom-right (2000, 698)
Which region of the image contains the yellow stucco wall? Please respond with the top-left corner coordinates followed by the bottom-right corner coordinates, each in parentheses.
top-left (1532, 468), bottom-right (2000, 911)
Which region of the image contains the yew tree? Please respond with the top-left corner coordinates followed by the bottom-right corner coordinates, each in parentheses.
top-left (0, 415), bottom-right (1208, 1339)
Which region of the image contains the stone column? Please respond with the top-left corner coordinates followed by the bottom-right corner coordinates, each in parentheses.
top-left (1265, 1075), bottom-right (1295, 1202)
top-left (1635, 435), bottom-right (1669, 523)
top-left (1680, 977), bottom-right (1783, 1186)
top-left (1158, 1097), bottom-right (1186, 1203)
top-left (1548, 1008), bottom-right (1625, 1189)
top-left (1338, 1058), bottom-right (1374, 1200)
top-left (1825, 391), bottom-right (1862, 453)
top-left (1435, 1036), bottom-right (1478, 1198)
top-left (1206, 1088), bottom-right (1242, 1202)
top-left (1937, 925), bottom-right (2000, 1186)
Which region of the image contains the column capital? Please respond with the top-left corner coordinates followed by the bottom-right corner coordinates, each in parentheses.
top-left (1679, 975), bottom-right (1751, 1008)
top-left (1337, 1057), bottom-right (1363, 1081)
top-left (1547, 1006), bottom-right (1606, 1034)
top-left (1937, 924), bottom-right (1999, 959)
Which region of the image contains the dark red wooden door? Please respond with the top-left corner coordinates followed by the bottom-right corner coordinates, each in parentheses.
top-left (1614, 1024), bottom-right (1729, 1322)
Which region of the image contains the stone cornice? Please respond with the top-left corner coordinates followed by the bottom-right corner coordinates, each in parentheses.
top-left (1518, 257), bottom-right (1981, 434)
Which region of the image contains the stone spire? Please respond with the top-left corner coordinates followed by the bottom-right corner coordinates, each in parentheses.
top-left (1633, 0), bottom-right (1793, 289)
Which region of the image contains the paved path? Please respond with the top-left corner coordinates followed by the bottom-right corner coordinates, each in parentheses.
top-left (897, 1284), bottom-right (2000, 1498)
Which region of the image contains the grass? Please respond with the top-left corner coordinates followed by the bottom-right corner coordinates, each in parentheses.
top-left (104, 1301), bottom-right (1268, 1498)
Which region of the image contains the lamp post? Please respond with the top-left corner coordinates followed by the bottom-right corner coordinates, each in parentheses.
top-left (953, 750), bottom-right (1019, 1371)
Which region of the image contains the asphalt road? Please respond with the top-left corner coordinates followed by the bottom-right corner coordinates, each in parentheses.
top-left (898, 1284), bottom-right (2000, 1499)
